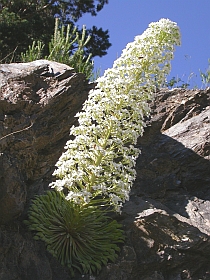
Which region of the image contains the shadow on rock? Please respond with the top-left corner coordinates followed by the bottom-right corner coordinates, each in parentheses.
top-left (96, 89), bottom-right (210, 280)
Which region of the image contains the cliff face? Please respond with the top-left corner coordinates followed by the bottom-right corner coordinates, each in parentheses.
top-left (100, 88), bottom-right (210, 280)
top-left (0, 61), bottom-right (209, 280)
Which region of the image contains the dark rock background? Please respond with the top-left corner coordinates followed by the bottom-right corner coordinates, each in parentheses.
top-left (0, 61), bottom-right (209, 280)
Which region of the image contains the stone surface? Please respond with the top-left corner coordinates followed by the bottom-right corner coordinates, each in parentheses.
top-left (0, 60), bottom-right (94, 224)
top-left (97, 88), bottom-right (210, 280)
top-left (0, 62), bottom-right (210, 280)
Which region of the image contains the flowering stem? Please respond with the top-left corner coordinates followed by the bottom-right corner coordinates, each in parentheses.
top-left (90, 121), bottom-right (113, 188)
top-left (50, 18), bottom-right (181, 212)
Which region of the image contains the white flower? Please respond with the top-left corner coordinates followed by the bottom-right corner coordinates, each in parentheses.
top-left (50, 19), bottom-right (181, 212)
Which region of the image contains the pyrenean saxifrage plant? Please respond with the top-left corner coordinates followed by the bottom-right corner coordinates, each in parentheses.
top-left (27, 19), bottom-right (181, 275)
top-left (50, 18), bottom-right (181, 212)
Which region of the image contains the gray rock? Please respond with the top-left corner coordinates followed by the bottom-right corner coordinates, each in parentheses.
top-left (100, 88), bottom-right (210, 280)
top-left (0, 60), bottom-right (94, 224)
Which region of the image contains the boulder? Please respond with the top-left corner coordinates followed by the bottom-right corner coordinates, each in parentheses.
top-left (0, 61), bottom-right (209, 280)
top-left (0, 60), bottom-right (94, 224)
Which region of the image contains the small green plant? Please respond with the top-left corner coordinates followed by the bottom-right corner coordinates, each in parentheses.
top-left (199, 59), bottom-right (210, 88)
top-left (26, 191), bottom-right (124, 276)
top-left (20, 18), bottom-right (93, 79)
top-left (21, 40), bottom-right (45, 62)
top-left (165, 76), bottom-right (190, 89)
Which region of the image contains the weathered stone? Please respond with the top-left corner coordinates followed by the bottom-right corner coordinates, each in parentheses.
top-left (97, 88), bottom-right (210, 280)
top-left (0, 60), bottom-right (94, 224)
top-left (0, 61), bottom-right (210, 280)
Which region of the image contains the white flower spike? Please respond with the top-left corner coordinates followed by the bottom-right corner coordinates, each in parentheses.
top-left (50, 18), bottom-right (181, 212)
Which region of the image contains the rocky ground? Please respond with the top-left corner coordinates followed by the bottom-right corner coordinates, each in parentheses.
top-left (0, 61), bottom-right (209, 280)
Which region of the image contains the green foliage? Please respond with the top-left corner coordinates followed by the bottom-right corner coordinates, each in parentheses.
top-left (0, 0), bottom-right (111, 63)
top-left (21, 41), bottom-right (45, 62)
top-left (0, 1), bottom-right (54, 62)
top-left (47, 18), bottom-right (76, 63)
top-left (199, 59), bottom-right (210, 88)
top-left (48, 19), bottom-right (93, 78)
top-left (165, 76), bottom-right (190, 89)
top-left (21, 18), bottom-right (93, 79)
top-left (25, 191), bottom-right (124, 276)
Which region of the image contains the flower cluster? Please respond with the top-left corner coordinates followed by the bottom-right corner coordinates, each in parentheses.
top-left (50, 18), bottom-right (181, 212)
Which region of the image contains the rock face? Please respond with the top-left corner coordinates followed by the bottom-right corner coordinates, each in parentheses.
top-left (98, 89), bottom-right (210, 280)
top-left (0, 61), bottom-right (210, 280)
top-left (0, 60), bottom-right (94, 225)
